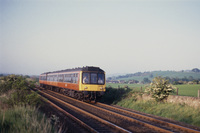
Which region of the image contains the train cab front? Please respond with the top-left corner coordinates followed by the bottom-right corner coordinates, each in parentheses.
top-left (80, 69), bottom-right (106, 102)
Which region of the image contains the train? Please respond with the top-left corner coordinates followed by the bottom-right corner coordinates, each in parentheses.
top-left (39, 66), bottom-right (106, 102)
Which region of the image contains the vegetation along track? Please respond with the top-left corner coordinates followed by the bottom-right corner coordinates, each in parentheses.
top-left (35, 88), bottom-right (200, 133)
top-left (33, 88), bottom-right (131, 133)
top-left (95, 103), bottom-right (200, 133)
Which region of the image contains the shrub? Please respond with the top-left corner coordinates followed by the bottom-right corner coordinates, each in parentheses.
top-left (100, 87), bottom-right (131, 104)
top-left (145, 77), bottom-right (176, 102)
top-left (0, 75), bottom-right (41, 106)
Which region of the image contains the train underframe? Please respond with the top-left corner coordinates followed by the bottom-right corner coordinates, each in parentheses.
top-left (40, 84), bottom-right (104, 102)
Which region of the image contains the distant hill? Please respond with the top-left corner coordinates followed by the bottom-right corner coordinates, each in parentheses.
top-left (107, 68), bottom-right (200, 83)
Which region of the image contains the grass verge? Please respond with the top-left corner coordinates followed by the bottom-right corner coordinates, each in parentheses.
top-left (101, 87), bottom-right (200, 127)
top-left (115, 96), bottom-right (200, 127)
top-left (0, 105), bottom-right (58, 133)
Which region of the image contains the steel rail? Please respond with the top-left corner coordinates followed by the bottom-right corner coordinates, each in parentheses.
top-left (38, 89), bottom-right (131, 133)
top-left (32, 88), bottom-right (98, 133)
top-left (44, 89), bottom-right (173, 133)
top-left (96, 102), bottom-right (200, 133)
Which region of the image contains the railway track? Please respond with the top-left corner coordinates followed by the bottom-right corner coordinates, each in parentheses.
top-left (34, 88), bottom-right (200, 133)
top-left (94, 103), bottom-right (200, 133)
top-left (33, 88), bottom-right (131, 133)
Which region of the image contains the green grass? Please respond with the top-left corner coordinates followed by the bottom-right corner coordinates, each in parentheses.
top-left (0, 105), bottom-right (58, 133)
top-left (116, 97), bottom-right (200, 127)
top-left (0, 75), bottom-right (62, 133)
top-left (102, 86), bottom-right (200, 127)
top-left (174, 84), bottom-right (200, 97)
top-left (107, 83), bottom-right (200, 97)
top-left (107, 83), bottom-right (145, 91)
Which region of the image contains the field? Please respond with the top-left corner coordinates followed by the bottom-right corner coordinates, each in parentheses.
top-left (107, 83), bottom-right (145, 90)
top-left (106, 83), bottom-right (200, 97)
top-left (174, 84), bottom-right (200, 97)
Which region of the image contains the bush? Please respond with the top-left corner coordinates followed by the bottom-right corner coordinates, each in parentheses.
top-left (100, 87), bottom-right (131, 104)
top-left (0, 75), bottom-right (41, 106)
top-left (145, 77), bottom-right (176, 102)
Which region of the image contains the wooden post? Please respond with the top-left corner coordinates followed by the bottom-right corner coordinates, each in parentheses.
top-left (141, 87), bottom-right (143, 92)
top-left (176, 88), bottom-right (178, 95)
top-left (198, 89), bottom-right (200, 98)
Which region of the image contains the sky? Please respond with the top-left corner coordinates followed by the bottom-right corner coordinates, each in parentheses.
top-left (0, 0), bottom-right (200, 75)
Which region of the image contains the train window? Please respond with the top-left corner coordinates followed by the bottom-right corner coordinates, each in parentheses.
top-left (62, 74), bottom-right (64, 82)
top-left (64, 74), bottom-right (67, 82)
top-left (82, 73), bottom-right (89, 84)
top-left (69, 75), bottom-right (72, 83)
top-left (72, 77), bottom-right (75, 83)
top-left (54, 75), bottom-right (58, 82)
top-left (58, 74), bottom-right (63, 82)
top-left (62, 75), bottom-right (64, 82)
top-left (82, 73), bottom-right (105, 84)
top-left (91, 73), bottom-right (97, 84)
top-left (64, 74), bottom-right (71, 83)
top-left (75, 73), bottom-right (78, 83)
top-left (74, 74), bottom-right (76, 83)
top-left (98, 73), bottom-right (105, 84)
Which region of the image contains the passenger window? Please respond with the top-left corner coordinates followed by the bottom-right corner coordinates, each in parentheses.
top-left (55, 75), bottom-right (58, 81)
top-left (59, 74), bottom-right (63, 82)
top-left (64, 74), bottom-right (67, 82)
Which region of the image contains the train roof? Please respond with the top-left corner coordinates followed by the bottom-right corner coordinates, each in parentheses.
top-left (41, 66), bottom-right (104, 75)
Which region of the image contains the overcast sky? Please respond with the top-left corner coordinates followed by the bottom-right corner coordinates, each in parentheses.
top-left (1, 0), bottom-right (200, 75)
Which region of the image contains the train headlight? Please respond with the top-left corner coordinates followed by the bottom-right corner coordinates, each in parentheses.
top-left (100, 87), bottom-right (103, 90)
top-left (84, 86), bottom-right (88, 89)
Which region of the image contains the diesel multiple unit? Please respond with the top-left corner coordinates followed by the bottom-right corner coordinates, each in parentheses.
top-left (39, 66), bottom-right (106, 101)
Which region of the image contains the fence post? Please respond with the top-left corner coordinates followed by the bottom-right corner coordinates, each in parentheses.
top-left (176, 88), bottom-right (179, 95)
top-left (118, 85), bottom-right (120, 89)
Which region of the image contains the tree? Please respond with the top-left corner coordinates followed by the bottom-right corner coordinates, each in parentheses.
top-left (142, 78), bottom-right (151, 84)
top-left (149, 74), bottom-right (153, 78)
top-left (192, 68), bottom-right (200, 73)
top-left (145, 77), bottom-right (176, 102)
